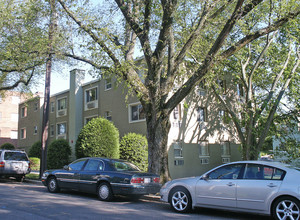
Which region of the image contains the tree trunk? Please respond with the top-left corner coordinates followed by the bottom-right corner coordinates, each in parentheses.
top-left (146, 108), bottom-right (171, 183)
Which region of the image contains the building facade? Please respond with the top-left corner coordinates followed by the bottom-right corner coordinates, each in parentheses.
top-left (18, 69), bottom-right (242, 178)
top-left (0, 91), bottom-right (31, 147)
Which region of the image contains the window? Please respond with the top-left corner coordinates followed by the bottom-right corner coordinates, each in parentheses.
top-left (11, 130), bottom-right (18, 139)
top-left (221, 142), bottom-right (230, 156)
top-left (199, 142), bottom-right (209, 157)
top-left (174, 160), bottom-right (184, 166)
top-left (197, 107), bottom-right (207, 122)
top-left (50, 124), bottom-right (54, 137)
top-left (83, 159), bottom-right (104, 171)
top-left (11, 113), bottom-right (18, 122)
top-left (33, 126), bottom-right (38, 135)
top-left (85, 116), bottom-right (98, 124)
top-left (86, 87), bottom-right (98, 103)
top-left (20, 128), bottom-right (26, 139)
top-left (105, 78), bottom-right (112, 90)
top-left (105, 111), bottom-right (112, 121)
top-left (130, 103), bottom-right (145, 122)
top-left (50, 102), bottom-right (55, 113)
top-left (57, 123), bottom-right (66, 135)
top-left (69, 159), bottom-right (87, 171)
top-left (173, 142), bottom-right (183, 158)
top-left (11, 96), bottom-right (20, 104)
top-left (244, 164), bottom-right (286, 180)
top-left (208, 164), bottom-right (243, 180)
top-left (57, 98), bottom-right (66, 110)
top-left (34, 102), bottom-right (38, 111)
top-left (21, 106), bottom-right (27, 118)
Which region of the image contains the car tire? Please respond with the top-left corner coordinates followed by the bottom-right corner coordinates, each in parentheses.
top-left (169, 187), bottom-right (192, 213)
top-left (97, 182), bottom-right (113, 201)
top-left (47, 177), bottom-right (60, 193)
top-left (272, 196), bottom-right (300, 220)
top-left (16, 175), bottom-right (24, 182)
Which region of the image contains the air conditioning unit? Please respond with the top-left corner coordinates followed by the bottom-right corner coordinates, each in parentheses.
top-left (174, 160), bottom-right (184, 166)
top-left (87, 102), bottom-right (95, 109)
top-left (58, 109), bottom-right (66, 116)
top-left (222, 157), bottom-right (231, 163)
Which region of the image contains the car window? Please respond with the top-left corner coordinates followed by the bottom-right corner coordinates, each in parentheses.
top-left (111, 161), bottom-right (140, 172)
top-left (208, 164), bottom-right (243, 179)
top-left (244, 164), bottom-right (286, 180)
top-left (69, 159), bottom-right (87, 171)
top-left (4, 152), bottom-right (28, 161)
top-left (83, 159), bottom-right (104, 171)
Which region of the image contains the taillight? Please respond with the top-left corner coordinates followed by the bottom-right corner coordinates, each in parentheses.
top-left (28, 162), bottom-right (31, 169)
top-left (0, 161), bottom-right (5, 168)
top-left (131, 177), bottom-right (144, 184)
top-left (153, 177), bottom-right (160, 183)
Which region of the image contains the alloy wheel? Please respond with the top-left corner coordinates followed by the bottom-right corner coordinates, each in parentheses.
top-left (275, 199), bottom-right (300, 220)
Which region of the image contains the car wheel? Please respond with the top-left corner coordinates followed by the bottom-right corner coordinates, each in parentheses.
top-left (16, 175), bottom-right (24, 182)
top-left (97, 182), bottom-right (113, 201)
top-left (272, 196), bottom-right (300, 220)
top-left (169, 187), bottom-right (192, 213)
top-left (47, 177), bottom-right (60, 193)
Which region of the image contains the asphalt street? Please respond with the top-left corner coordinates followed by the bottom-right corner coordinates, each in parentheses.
top-left (0, 178), bottom-right (272, 220)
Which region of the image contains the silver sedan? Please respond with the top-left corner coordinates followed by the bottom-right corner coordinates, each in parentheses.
top-left (160, 161), bottom-right (300, 220)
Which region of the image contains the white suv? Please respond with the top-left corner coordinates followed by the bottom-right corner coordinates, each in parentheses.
top-left (0, 150), bottom-right (31, 182)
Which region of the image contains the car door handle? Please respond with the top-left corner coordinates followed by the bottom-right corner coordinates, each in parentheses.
top-left (267, 183), bottom-right (277, 188)
top-left (227, 182), bottom-right (235, 187)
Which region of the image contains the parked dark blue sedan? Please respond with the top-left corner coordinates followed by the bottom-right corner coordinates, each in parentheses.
top-left (41, 157), bottom-right (161, 201)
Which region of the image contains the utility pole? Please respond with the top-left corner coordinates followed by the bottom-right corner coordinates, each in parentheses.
top-left (40, 0), bottom-right (57, 177)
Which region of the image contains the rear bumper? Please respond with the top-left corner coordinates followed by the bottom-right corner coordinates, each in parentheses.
top-left (111, 183), bottom-right (161, 195)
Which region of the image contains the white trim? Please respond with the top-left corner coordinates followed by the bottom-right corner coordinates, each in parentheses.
top-left (128, 102), bottom-right (146, 123)
top-left (104, 79), bottom-right (112, 91)
top-left (56, 96), bottom-right (67, 117)
top-left (84, 86), bottom-right (98, 111)
top-left (20, 127), bottom-right (26, 139)
top-left (56, 121), bottom-right (67, 139)
top-left (84, 115), bottom-right (98, 125)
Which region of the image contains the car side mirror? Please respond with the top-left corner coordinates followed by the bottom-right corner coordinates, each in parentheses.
top-left (63, 165), bottom-right (70, 170)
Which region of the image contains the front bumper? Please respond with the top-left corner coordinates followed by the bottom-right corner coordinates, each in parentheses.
top-left (159, 187), bottom-right (169, 202)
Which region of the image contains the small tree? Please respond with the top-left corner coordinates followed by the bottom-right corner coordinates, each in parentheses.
top-left (75, 117), bottom-right (119, 159)
top-left (0, 143), bottom-right (15, 150)
top-left (28, 141), bottom-right (41, 158)
top-left (47, 139), bottom-right (71, 169)
top-left (120, 133), bottom-right (148, 172)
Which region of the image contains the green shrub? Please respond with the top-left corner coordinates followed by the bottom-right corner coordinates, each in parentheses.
top-left (0, 143), bottom-right (15, 150)
top-left (29, 157), bottom-right (40, 171)
top-left (119, 133), bottom-right (148, 172)
top-left (47, 139), bottom-right (71, 169)
top-left (75, 117), bottom-right (119, 159)
top-left (28, 141), bottom-right (41, 158)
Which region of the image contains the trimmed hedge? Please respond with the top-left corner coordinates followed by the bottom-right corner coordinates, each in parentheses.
top-left (75, 117), bottom-right (119, 159)
top-left (119, 133), bottom-right (148, 172)
top-left (28, 141), bottom-right (41, 158)
top-left (47, 139), bottom-right (71, 169)
top-left (0, 143), bottom-right (15, 150)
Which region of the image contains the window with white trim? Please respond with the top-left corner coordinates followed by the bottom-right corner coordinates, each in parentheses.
top-left (199, 142), bottom-right (209, 157)
top-left (197, 107), bottom-right (207, 122)
top-left (33, 126), bottom-right (38, 135)
top-left (50, 102), bottom-right (55, 113)
top-left (129, 103), bottom-right (145, 122)
top-left (57, 123), bottom-right (67, 136)
top-left (105, 111), bottom-right (112, 121)
top-left (86, 87), bottom-right (98, 103)
top-left (221, 142), bottom-right (230, 156)
top-left (57, 98), bottom-right (67, 110)
top-left (50, 124), bottom-right (54, 137)
top-left (21, 106), bottom-right (27, 118)
top-left (20, 128), bottom-right (26, 139)
top-left (105, 78), bottom-right (112, 90)
top-left (174, 142), bottom-right (183, 158)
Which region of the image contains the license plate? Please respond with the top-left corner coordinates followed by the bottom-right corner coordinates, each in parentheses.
top-left (144, 178), bottom-right (151, 183)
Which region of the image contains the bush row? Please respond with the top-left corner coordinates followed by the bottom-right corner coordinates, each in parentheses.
top-left (26, 117), bottom-right (148, 171)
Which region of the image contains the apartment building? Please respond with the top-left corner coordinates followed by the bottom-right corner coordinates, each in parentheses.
top-left (18, 69), bottom-right (242, 178)
top-left (0, 91), bottom-right (31, 147)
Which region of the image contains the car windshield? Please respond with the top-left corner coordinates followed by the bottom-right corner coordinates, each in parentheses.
top-left (4, 152), bottom-right (28, 161)
top-left (111, 161), bottom-right (140, 172)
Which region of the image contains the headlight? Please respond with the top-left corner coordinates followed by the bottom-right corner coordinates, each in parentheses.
top-left (42, 172), bottom-right (49, 178)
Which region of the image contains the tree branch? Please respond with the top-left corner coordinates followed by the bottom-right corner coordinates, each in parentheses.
top-left (0, 68), bottom-right (35, 91)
